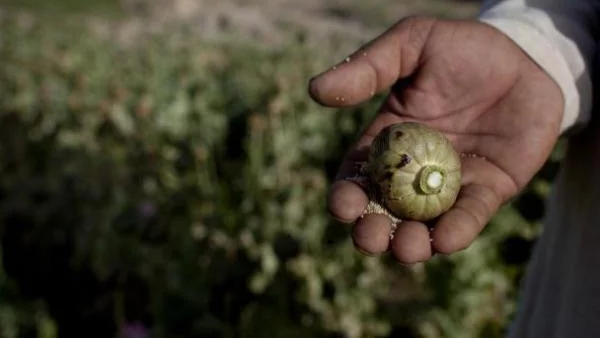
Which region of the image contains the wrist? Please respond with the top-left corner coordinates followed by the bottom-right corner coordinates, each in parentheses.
top-left (476, 9), bottom-right (594, 136)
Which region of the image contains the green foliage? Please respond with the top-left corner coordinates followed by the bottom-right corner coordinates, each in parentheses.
top-left (0, 0), bottom-right (123, 17)
top-left (0, 11), bottom-right (561, 338)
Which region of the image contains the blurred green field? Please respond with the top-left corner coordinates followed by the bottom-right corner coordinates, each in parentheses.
top-left (0, 0), bottom-right (122, 17)
top-left (0, 1), bottom-right (561, 338)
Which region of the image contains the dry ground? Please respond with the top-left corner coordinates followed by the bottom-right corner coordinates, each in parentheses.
top-left (0, 0), bottom-right (481, 52)
top-left (119, 0), bottom-right (481, 44)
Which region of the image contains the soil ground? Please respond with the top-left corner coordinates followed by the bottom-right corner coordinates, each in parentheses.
top-left (0, 0), bottom-right (481, 50)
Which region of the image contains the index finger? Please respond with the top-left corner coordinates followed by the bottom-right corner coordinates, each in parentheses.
top-left (327, 111), bottom-right (405, 224)
top-left (308, 17), bottom-right (436, 108)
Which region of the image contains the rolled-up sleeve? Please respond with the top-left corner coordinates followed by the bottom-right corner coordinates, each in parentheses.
top-left (478, 0), bottom-right (599, 134)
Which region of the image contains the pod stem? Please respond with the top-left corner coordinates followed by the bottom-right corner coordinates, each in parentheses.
top-left (417, 165), bottom-right (445, 195)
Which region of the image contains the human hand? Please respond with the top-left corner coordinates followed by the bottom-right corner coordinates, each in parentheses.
top-left (308, 17), bottom-right (564, 264)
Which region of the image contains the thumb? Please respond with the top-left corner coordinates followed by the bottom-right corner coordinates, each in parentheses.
top-left (308, 16), bottom-right (436, 107)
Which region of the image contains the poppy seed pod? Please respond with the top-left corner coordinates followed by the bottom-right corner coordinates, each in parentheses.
top-left (366, 122), bottom-right (462, 222)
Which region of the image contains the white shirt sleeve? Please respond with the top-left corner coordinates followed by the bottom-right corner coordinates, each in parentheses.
top-left (477, 0), bottom-right (599, 134)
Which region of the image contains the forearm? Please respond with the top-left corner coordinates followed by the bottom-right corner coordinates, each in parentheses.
top-left (478, 0), bottom-right (599, 134)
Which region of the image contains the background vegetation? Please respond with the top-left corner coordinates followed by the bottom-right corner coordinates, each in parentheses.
top-left (0, 1), bottom-right (563, 337)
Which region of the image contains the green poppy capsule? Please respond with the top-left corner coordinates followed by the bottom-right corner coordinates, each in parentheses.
top-left (366, 122), bottom-right (462, 222)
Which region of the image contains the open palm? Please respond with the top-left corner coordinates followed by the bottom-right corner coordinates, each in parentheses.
top-left (309, 17), bottom-right (564, 264)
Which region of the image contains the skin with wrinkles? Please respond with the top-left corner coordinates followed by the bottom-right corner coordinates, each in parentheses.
top-left (308, 16), bottom-right (564, 264)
